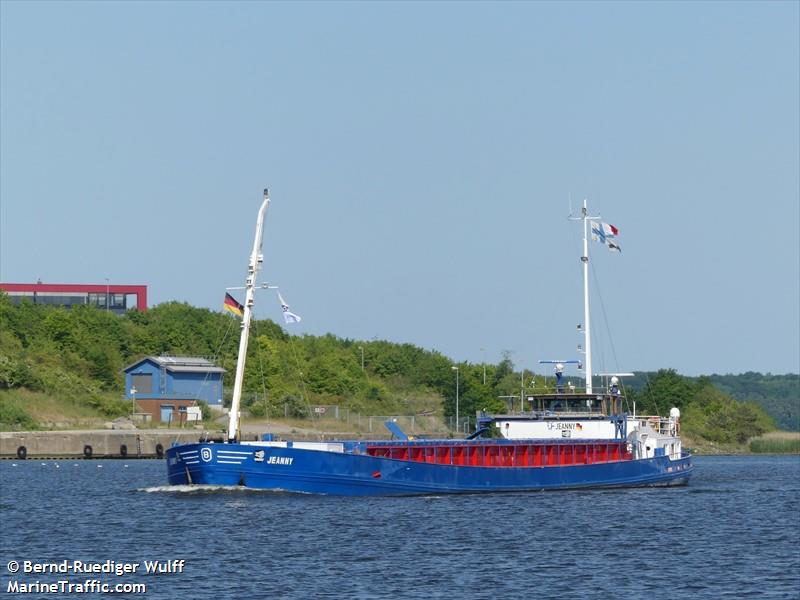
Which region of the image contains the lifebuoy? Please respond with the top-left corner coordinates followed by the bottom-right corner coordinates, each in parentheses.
top-left (155, 443), bottom-right (164, 459)
top-left (83, 444), bottom-right (93, 458)
top-left (120, 444), bottom-right (128, 457)
top-left (16, 446), bottom-right (27, 460)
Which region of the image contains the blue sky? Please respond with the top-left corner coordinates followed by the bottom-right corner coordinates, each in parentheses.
top-left (1, 1), bottom-right (798, 376)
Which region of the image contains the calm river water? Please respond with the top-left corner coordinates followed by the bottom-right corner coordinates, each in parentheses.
top-left (1, 455), bottom-right (798, 599)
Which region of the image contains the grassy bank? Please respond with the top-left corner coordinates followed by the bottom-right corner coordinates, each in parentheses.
top-left (749, 431), bottom-right (800, 454)
top-left (683, 431), bottom-right (800, 455)
top-left (0, 389), bottom-right (107, 430)
top-left (0, 388), bottom-right (451, 438)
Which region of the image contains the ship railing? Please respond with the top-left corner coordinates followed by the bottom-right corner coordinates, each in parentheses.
top-left (630, 415), bottom-right (678, 436)
top-left (536, 411), bottom-right (607, 418)
top-left (496, 410), bottom-right (613, 419)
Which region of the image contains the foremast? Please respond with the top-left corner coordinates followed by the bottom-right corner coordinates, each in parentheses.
top-left (227, 189), bottom-right (270, 443)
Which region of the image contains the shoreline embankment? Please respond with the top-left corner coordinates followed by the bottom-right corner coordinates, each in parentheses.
top-left (0, 430), bottom-right (202, 459)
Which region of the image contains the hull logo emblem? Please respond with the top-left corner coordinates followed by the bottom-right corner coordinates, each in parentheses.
top-left (200, 448), bottom-right (212, 462)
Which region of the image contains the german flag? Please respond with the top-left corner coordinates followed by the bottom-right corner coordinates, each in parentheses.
top-left (223, 293), bottom-right (244, 318)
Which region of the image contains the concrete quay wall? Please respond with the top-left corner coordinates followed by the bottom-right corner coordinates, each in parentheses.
top-left (0, 430), bottom-right (203, 458)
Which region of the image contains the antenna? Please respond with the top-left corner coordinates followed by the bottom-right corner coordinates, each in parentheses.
top-left (595, 372), bottom-right (635, 377)
top-left (226, 283), bottom-right (278, 291)
top-left (538, 360), bottom-right (581, 364)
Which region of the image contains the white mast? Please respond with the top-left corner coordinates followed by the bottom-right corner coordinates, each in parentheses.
top-left (227, 189), bottom-right (270, 443)
top-left (581, 200), bottom-right (593, 394)
top-left (571, 198), bottom-right (599, 395)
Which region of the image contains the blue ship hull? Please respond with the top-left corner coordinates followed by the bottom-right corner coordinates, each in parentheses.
top-left (166, 442), bottom-right (693, 496)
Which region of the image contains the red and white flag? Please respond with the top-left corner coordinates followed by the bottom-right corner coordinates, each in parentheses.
top-left (591, 221), bottom-right (621, 253)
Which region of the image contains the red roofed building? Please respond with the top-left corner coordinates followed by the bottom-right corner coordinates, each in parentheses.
top-left (0, 282), bottom-right (147, 314)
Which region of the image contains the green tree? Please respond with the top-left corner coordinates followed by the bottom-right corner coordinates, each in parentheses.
top-left (629, 369), bottom-right (699, 414)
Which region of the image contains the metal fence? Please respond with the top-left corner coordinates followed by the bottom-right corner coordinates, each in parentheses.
top-left (300, 407), bottom-right (456, 435)
top-left (304, 406), bottom-right (472, 435)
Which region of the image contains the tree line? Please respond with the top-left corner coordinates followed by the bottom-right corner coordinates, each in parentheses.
top-left (0, 294), bottom-right (787, 443)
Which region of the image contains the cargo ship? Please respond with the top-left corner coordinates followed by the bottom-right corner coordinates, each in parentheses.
top-left (166, 191), bottom-right (692, 495)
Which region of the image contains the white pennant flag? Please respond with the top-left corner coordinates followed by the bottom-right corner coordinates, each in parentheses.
top-left (278, 291), bottom-right (302, 324)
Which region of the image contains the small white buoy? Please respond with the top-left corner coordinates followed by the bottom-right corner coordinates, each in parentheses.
top-left (41, 462), bottom-right (46, 466)
top-left (124, 464), bottom-right (129, 468)
top-left (55, 464), bottom-right (60, 468)
top-left (11, 463), bottom-right (17, 467)
top-left (97, 465), bottom-right (103, 468)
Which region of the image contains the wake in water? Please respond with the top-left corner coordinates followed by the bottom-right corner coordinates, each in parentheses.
top-left (137, 484), bottom-right (309, 495)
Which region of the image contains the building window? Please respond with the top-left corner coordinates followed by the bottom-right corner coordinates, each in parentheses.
top-left (88, 293), bottom-right (106, 307)
top-left (111, 294), bottom-right (125, 309)
top-left (37, 294), bottom-right (87, 307)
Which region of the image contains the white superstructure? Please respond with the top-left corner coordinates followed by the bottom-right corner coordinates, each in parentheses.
top-left (496, 414), bottom-right (682, 460)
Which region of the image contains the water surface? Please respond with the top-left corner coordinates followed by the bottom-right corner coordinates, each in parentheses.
top-left (1, 456), bottom-right (798, 599)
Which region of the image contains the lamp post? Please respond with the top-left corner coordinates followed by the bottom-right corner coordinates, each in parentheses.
top-left (130, 386), bottom-right (137, 417)
top-left (480, 347), bottom-right (486, 385)
top-left (451, 366), bottom-right (459, 433)
top-left (105, 277), bottom-right (110, 313)
top-left (358, 346), bottom-right (364, 371)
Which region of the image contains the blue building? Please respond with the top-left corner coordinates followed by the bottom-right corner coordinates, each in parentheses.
top-left (123, 356), bottom-right (226, 421)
